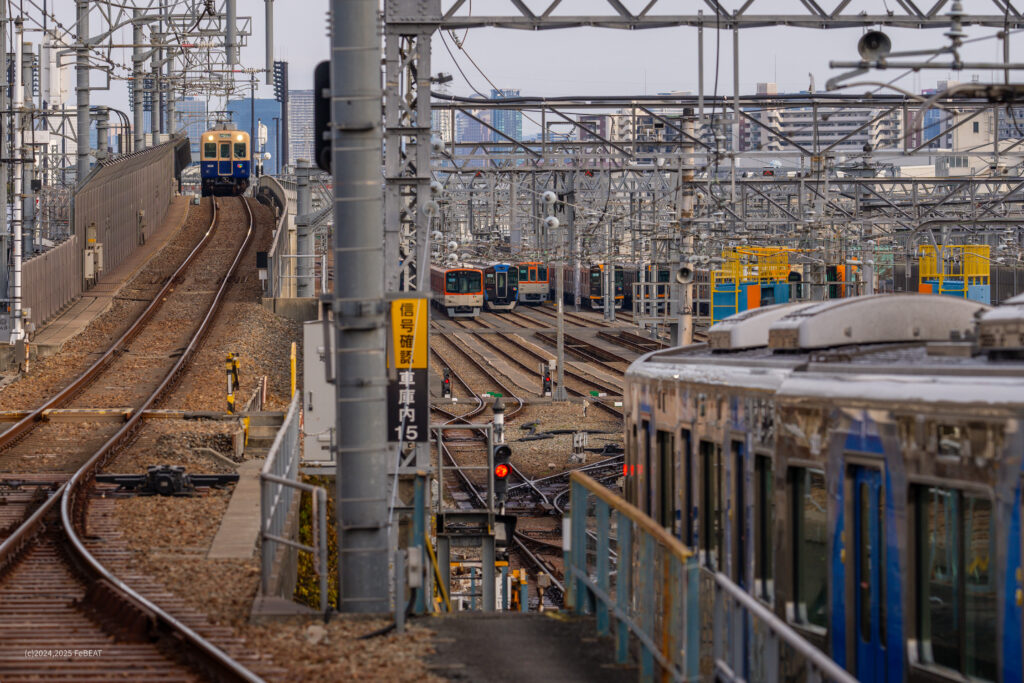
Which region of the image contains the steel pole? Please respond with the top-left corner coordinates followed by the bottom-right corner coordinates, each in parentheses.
top-left (295, 159), bottom-right (313, 297)
top-left (10, 18), bottom-right (23, 344)
top-left (0, 0), bottom-right (8, 310)
top-left (264, 0), bottom-right (274, 85)
top-left (226, 0), bottom-right (237, 66)
top-left (75, 0), bottom-right (90, 183)
top-left (331, 0), bottom-right (389, 614)
top-left (132, 9), bottom-right (144, 150)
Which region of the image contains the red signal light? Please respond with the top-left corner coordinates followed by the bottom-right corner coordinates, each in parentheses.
top-left (494, 463), bottom-right (510, 479)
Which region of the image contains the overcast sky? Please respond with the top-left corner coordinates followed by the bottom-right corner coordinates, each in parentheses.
top-left (39, 1), bottom-right (1024, 119)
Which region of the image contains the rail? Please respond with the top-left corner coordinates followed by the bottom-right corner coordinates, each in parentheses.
top-left (566, 471), bottom-right (858, 683)
top-left (259, 392), bottom-right (329, 612)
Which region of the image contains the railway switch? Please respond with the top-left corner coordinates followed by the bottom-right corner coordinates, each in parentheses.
top-left (95, 465), bottom-right (239, 497)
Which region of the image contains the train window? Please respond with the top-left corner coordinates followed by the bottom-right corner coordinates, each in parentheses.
top-left (642, 420), bottom-right (652, 517)
top-left (859, 482), bottom-right (872, 641)
top-left (790, 467), bottom-right (827, 630)
top-left (203, 142), bottom-right (216, 158)
top-left (937, 424), bottom-right (964, 458)
top-left (537, 266), bottom-right (547, 281)
top-left (754, 455), bottom-right (773, 603)
top-left (234, 142), bottom-right (247, 158)
top-left (733, 442), bottom-right (746, 586)
top-left (485, 272), bottom-right (495, 285)
top-left (219, 142), bottom-right (230, 158)
top-left (519, 266), bottom-right (529, 281)
top-left (699, 441), bottom-right (722, 569)
top-left (657, 431), bottom-right (674, 532)
top-left (914, 487), bottom-right (996, 680)
top-left (682, 430), bottom-right (693, 546)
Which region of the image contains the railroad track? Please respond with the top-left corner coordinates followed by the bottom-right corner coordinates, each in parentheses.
top-left (0, 197), bottom-right (267, 681)
top-left (427, 349), bottom-right (566, 603)
top-left (598, 329), bottom-right (668, 353)
top-left (451, 319), bottom-right (623, 414)
top-left (531, 331), bottom-right (629, 375)
top-left (518, 303), bottom-right (610, 328)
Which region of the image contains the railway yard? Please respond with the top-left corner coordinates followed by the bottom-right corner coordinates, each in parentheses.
top-left (0, 195), bottom-right (673, 680)
top-left (8, 1), bottom-right (1024, 681)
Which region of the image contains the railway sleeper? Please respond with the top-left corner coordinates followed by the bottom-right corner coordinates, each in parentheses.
top-left (73, 577), bottom-right (159, 643)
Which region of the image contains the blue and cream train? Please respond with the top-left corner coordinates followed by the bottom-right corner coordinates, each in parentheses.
top-left (625, 293), bottom-right (1024, 682)
top-left (200, 126), bottom-right (251, 197)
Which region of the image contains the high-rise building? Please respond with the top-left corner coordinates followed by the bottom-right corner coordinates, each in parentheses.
top-left (456, 107), bottom-right (491, 143)
top-left (226, 98), bottom-right (282, 174)
top-left (490, 89), bottom-right (522, 142)
top-left (175, 97), bottom-right (209, 159)
top-left (431, 107), bottom-right (454, 145)
top-left (288, 89), bottom-right (315, 166)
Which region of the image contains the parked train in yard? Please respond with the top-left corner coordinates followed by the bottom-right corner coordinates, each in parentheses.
top-left (429, 260), bottom-right (680, 317)
top-left (624, 293), bottom-right (1024, 682)
top-left (430, 265), bottom-right (484, 318)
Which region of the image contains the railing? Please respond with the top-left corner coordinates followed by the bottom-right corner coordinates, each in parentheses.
top-left (711, 572), bottom-right (857, 683)
top-left (566, 471), bottom-right (857, 683)
top-left (566, 471), bottom-right (699, 681)
top-left (259, 392), bottom-right (328, 611)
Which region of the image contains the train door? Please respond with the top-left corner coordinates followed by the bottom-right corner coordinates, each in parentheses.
top-left (495, 269), bottom-right (509, 301)
top-left (852, 466), bottom-right (886, 682)
top-left (218, 141), bottom-right (232, 176)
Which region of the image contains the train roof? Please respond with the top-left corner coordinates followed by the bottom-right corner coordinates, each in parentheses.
top-left (628, 294), bottom-right (1024, 408)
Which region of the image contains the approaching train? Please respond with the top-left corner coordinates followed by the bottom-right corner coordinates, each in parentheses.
top-left (200, 126), bottom-right (251, 197)
top-left (624, 293), bottom-right (1024, 682)
top-left (430, 265), bottom-right (483, 318)
top-left (516, 261), bottom-right (549, 304)
top-left (483, 264), bottom-right (518, 312)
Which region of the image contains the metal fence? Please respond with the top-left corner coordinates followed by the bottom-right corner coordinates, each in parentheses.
top-left (74, 141), bottom-right (177, 277)
top-left (566, 471), bottom-right (857, 683)
top-left (21, 236), bottom-right (80, 328)
top-left (259, 392), bottom-right (328, 611)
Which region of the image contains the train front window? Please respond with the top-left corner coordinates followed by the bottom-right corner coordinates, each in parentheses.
top-left (234, 142), bottom-right (247, 158)
top-left (446, 271), bottom-right (481, 293)
top-left (203, 142), bottom-right (216, 158)
top-left (590, 269), bottom-right (602, 294)
top-left (790, 467), bottom-right (827, 630)
top-left (219, 142), bottom-right (230, 158)
top-left (537, 266), bottom-right (547, 281)
top-left (485, 272), bottom-right (495, 286)
top-left (519, 266), bottom-right (529, 281)
top-left (914, 486), bottom-right (995, 680)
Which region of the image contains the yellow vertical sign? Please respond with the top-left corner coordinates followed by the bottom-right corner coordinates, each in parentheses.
top-left (390, 299), bottom-right (428, 369)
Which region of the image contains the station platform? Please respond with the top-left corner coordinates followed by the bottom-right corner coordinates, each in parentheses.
top-left (32, 196), bottom-right (192, 357)
top-left (427, 612), bottom-right (634, 682)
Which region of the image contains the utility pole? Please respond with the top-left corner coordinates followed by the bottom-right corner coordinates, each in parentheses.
top-left (132, 8), bottom-right (144, 150)
top-left (547, 187), bottom-right (568, 402)
top-left (295, 159), bottom-right (313, 297)
top-left (76, 0), bottom-right (90, 183)
top-left (10, 18), bottom-right (24, 344)
top-left (331, 0), bottom-right (389, 614)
